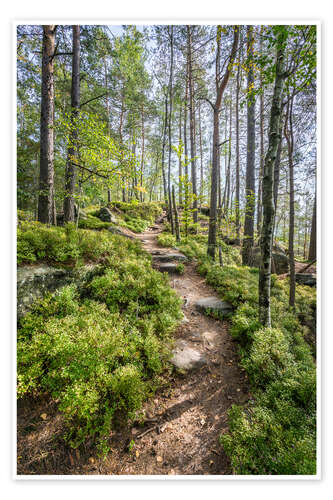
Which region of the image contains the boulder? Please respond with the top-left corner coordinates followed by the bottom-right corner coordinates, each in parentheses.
top-left (17, 263), bottom-right (103, 319)
top-left (251, 246), bottom-right (289, 275)
top-left (157, 263), bottom-right (181, 274)
top-left (98, 207), bottom-right (117, 224)
top-left (195, 297), bottom-right (233, 317)
top-left (295, 273), bottom-right (316, 287)
top-left (108, 226), bottom-right (135, 239)
top-left (170, 340), bottom-right (207, 371)
top-left (153, 253), bottom-right (188, 263)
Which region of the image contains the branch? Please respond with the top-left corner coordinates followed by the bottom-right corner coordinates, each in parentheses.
top-left (80, 93), bottom-right (109, 108)
top-left (198, 96), bottom-right (215, 111)
top-left (218, 139), bottom-right (229, 148)
top-left (71, 161), bottom-right (109, 179)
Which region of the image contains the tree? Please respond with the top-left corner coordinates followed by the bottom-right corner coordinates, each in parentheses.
top-left (38, 25), bottom-right (57, 225)
top-left (259, 27), bottom-right (288, 327)
top-left (242, 25), bottom-right (256, 266)
top-left (64, 25), bottom-right (80, 223)
top-left (308, 191), bottom-right (316, 260)
top-left (207, 26), bottom-right (239, 260)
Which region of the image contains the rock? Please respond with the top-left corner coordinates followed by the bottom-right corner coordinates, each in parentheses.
top-left (181, 314), bottom-right (190, 324)
top-left (157, 263), bottom-right (180, 274)
top-left (251, 246), bottom-right (289, 275)
top-left (153, 253), bottom-right (187, 263)
top-left (195, 297), bottom-right (233, 317)
top-left (108, 226), bottom-right (135, 239)
top-left (98, 207), bottom-right (117, 224)
top-left (17, 263), bottom-right (103, 319)
top-left (170, 340), bottom-right (207, 370)
top-left (295, 273), bottom-right (316, 287)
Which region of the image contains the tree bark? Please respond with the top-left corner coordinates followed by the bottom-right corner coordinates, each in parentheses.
top-left (38, 25), bottom-right (57, 225)
top-left (259, 30), bottom-right (288, 327)
top-left (242, 25), bottom-right (256, 266)
top-left (64, 25), bottom-right (80, 223)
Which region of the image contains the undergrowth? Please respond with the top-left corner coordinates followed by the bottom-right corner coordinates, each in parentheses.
top-left (17, 222), bottom-right (182, 455)
top-left (159, 229), bottom-right (317, 475)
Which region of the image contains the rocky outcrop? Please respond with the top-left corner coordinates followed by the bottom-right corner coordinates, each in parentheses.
top-left (251, 246), bottom-right (289, 275)
top-left (17, 263), bottom-right (103, 319)
top-left (152, 253), bottom-right (188, 263)
top-left (98, 207), bottom-right (117, 224)
top-left (195, 297), bottom-right (233, 317)
top-left (108, 226), bottom-right (135, 239)
top-left (295, 273), bottom-right (316, 287)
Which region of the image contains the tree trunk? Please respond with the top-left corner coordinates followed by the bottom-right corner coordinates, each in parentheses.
top-left (284, 96), bottom-right (295, 308)
top-left (38, 25), bottom-right (56, 225)
top-left (259, 31), bottom-right (287, 327)
top-left (256, 26), bottom-right (264, 236)
top-left (235, 43), bottom-right (241, 245)
top-left (309, 191), bottom-right (316, 260)
top-left (178, 105), bottom-right (183, 205)
top-left (167, 26), bottom-right (175, 234)
top-left (161, 97), bottom-right (168, 205)
top-left (172, 185), bottom-right (181, 242)
top-left (207, 26), bottom-right (239, 259)
top-left (187, 25), bottom-right (198, 225)
top-left (64, 25), bottom-right (80, 223)
top-left (242, 25), bottom-right (256, 266)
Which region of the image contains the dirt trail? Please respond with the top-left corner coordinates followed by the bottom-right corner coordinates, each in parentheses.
top-left (17, 218), bottom-right (250, 476)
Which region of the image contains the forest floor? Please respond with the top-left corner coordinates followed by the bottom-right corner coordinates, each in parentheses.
top-left (17, 216), bottom-right (251, 476)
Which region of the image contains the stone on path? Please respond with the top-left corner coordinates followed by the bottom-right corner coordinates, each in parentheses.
top-left (108, 226), bottom-right (135, 239)
top-left (195, 297), bottom-right (233, 317)
top-left (153, 253), bottom-right (188, 263)
top-left (157, 263), bottom-right (181, 274)
top-left (170, 339), bottom-right (207, 370)
top-left (295, 273), bottom-right (316, 287)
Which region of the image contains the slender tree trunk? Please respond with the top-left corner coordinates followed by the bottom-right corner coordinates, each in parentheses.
top-left (257, 85), bottom-right (264, 233)
top-left (235, 45), bottom-right (241, 245)
top-left (64, 25), bottom-right (80, 223)
top-left (187, 25), bottom-right (198, 225)
top-left (259, 31), bottom-right (287, 326)
top-left (198, 102), bottom-right (204, 211)
top-left (242, 25), bottom-right (256, 266)
top-left (161, 97), bottom-right (168, 205)
top-left (140, 104), bottom-right (145, 202)
top-left (167, 26), bottom-right (175, 234)
top-left (207, 26), bottom-right (239, 259)
top-left (284, 96), bottom-right (295, 308)
top-left (178, 106), bottom-right (183, 205)
top-left (172, 185), bottom-right (181, 242)
top-left (38, 25), bottom-right (56, 225)
top-left (272, 114), bottom-right (284, 240)
top-left (309, 191), bottom-right (316, 260)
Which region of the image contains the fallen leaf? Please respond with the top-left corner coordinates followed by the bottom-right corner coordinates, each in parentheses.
top-left (200, 418), bottom-right (206, 425)
top-left (214, 415), bottom-right (219, 421)
top-left (40, 413), bottom-right (47, 420)
top-left (135, 450), bottom-right (140, 458)
top-left (237, 388), bottom-right (241, 392)
top-left (156, 455), bottom-right (163, 463)
top-left (209, 460), bottom-right (214, 465)
top-left (89, 457), bottom-right (95, 464)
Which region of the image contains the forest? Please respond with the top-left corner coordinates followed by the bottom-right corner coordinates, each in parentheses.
top-left (16, 24), bottom-right (317, 476)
